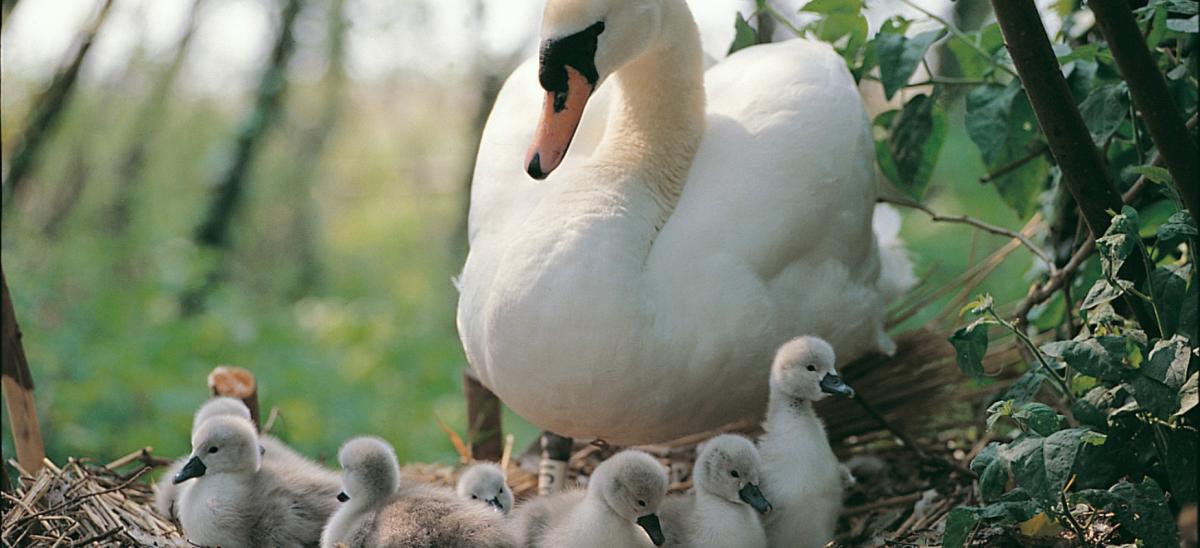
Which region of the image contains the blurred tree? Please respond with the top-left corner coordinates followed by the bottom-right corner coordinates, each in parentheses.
top-left (283, 0), bottom-right (349, 298)
top-left (182, 0), bottom-right (304, 313)
top-left (108, 0), bottom-right (210, 234)
top-left (2, 0), bottom-right (113, 214)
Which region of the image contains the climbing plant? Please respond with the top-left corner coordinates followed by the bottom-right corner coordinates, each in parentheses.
top-left (737, 0), bottom-right (1198, 545)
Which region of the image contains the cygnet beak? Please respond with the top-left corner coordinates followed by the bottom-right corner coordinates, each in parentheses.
top-left (337, 491), bottom-right (350, 503)
top-left (819, 373), bottom-right (855, 398)
top-left (738, 483), bottom-right (772, 514)
top-left (173, 456), bottom-right (207, 484)
top-left (485, 497), bottom-right (503, 511)
top-left (636, 513), bottom-right (665, 546)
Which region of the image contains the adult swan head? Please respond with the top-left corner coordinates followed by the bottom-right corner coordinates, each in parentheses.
top-left (455, 0), bottom-right (914, 444)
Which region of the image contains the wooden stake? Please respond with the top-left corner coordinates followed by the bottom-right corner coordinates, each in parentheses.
top-left (538, 431), bottom-right (573, 495)
top-left (463, 368), bottom-right (503, 462)
top-left (206, 366), bottom-right (260, 429)
top-left (1, 267), bottom-right (46, 475)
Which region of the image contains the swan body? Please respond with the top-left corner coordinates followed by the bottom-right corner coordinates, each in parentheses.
top-left (757, 336), bottom-right (847, 548)
top-left (457, 0), bottom-right (910, 444)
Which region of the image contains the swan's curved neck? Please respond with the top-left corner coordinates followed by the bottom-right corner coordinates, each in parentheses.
top-left (594, 1), bottom-right (705, 217)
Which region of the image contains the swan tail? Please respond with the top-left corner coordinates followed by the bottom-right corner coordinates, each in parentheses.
top-left (872, 203), bottom-right (916, 305)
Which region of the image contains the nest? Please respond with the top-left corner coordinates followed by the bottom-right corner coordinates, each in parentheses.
top-left (1, 450), bottom-right (187, 547)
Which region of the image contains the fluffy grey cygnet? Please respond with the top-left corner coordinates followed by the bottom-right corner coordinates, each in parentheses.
top-left (155, 397), bottom-right (340, 521)
top-left (321, 436), bottom-right (515, 548)
top-left (174, 415), bottom-right (340, 547)
top-left (510, 449), bottom-right (668, 548)
top-left (457, 462), bottom-right (514, 514)
top-left (757, 336), bottom-right (853, 548)
top-left (659, 434), bottom-right (771, 547)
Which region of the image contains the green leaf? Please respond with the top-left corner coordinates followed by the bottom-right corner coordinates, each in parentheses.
top-left (1080, 278), bottom-right (1133, 311)
top-left (1041, 337), bottom-right (1128, 382)
top-left (966, 82), bottom-right (1048, 217)
top-left (799, 0), bottom-right (861, 14)
top-left (950, 318), bottom-right (990, 379)
top-left (1083, 479), bottom-right (1180, 548)
top-left (942, 507), bottom-right (980, 548)
top-left (1166, 426), bottom-right (1198, 505)
top-left (1131, 165), bottom-right (1173, 186)
top-left (873, 93), bottom-right (946, 199)
top-left (946, 23), bottom-right (1004, 80)
top-left (1072, 387), bottom-right (1115, 430)
top-left (728, 13), bottom-right (757, 55)
top-left (1157, 210), bottom-right (1198, 244)
top-left (875, 28), bottom-right (945, 99)
top-left (1015, 402), bottom-right (1062, 436)
top-left (1042, 428), bottom-right (1086, 494)
top-left (1143, 335), bottom-right (1191, 389)
top-left (1095, 206), bottom-right (1141, 278)
top-left (966, 84), bottom-right (1022, 165)
top-left (1151, 270), bottom-right (1189, 339)
top-left (1005, 370), bottom-right (1045, 405)
top-left (1078, 83), bottom-right (1129, 144)
top-left (1080, 431), bottom-right (1107, 446)
top-left (972, 443), bottom-right (1008, 502)
top-left (1003, 434), bottom-right (1051, 501)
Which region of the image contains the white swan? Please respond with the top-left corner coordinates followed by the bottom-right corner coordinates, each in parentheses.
top-left (457, 0), bottom-right (911, 444)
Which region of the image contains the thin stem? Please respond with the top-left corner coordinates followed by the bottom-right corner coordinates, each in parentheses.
top-left (899, 0), bottom-right (1019, 78)
top-left (980, 143), bottom-right (1049, 183)
top-left (882, 196), bottom-right (1056, 268)
top-left (760, 5), bottom-right (803, 37)
top-left (990, 309), bottom-right (1074, 399)
top-left (1060, 488), bottom-right (1091, 546)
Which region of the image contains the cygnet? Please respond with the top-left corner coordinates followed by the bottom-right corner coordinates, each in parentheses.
top-left (457, 462), bottom-right (514, 514)
top-left (659, 434), bottom-right (771, 547)
top-left (757, 336), bottom-right (854, 548)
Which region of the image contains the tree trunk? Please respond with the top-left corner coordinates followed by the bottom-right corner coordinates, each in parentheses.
top-left (989, 0), bottom-right (1158, 335)
top-left (1, 267), bottom-right (46, 475)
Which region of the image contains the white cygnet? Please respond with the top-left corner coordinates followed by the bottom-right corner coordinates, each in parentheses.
top-left (174, 415), bottom-right (340, 547)
top-left (659, 434), bottom-right (771, 548)
top-left (156, 397), bottom-right (340, 521)
top-left (757, 336), bottom-right (854, 548)
top-left (322, 436), bottom-right (515, 548)
top-left (511, 449), bottom-right (668, 548)
top-left (457, 462), bottom-right (514, 514)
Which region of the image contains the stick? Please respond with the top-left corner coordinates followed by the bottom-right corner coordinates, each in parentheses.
top-left (880, 196), bottom-right (1054, 267)
top-left (1, 267), bottom-right (45, 475)
top-left (463, 368), bottom-right (503, 462)
top-left (206, 366), bottom-right (260, 429)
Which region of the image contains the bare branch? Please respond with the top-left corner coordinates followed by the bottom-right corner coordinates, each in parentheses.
top-left (880, 196), bottom-right (1055, 267)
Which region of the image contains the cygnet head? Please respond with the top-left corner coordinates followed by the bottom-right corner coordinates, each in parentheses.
top-left (694, 435), bottom-right (771, 514)
top-left (456, 463), bottom-right (513, 513)
top-left (527, 0), bottom-right (694, 178)
top-left (336, 436), bottom-right (401, 507)
top-left (173, 415), bottom-right (261, 484)
top-left (770, 336), bottom-right (855, 401)
top-left (191, 397), bottom-right (252, 431)
top-left (590, 450), bottom-right (668, 546)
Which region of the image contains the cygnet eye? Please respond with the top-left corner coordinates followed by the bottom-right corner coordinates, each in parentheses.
top-left (471, 495), bottom-right (478, 499)
top-left (637, 500), bottom-right (647, 507)
top-left (806, 364), bottom-right (816, 372)
top-left (208, 446), bottom-right (219, 454)
top-left (730, 470), bottom-right (740, 478)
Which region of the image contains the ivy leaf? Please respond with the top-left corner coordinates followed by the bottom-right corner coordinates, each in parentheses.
top-left (1004, 370), bottom-right (1045, 405)
top-left (950, 318), bottom-right (990, 379)
top-left (1166, 427), bottom-right (1198, 505)
top-left (1131, 338), bottom-right (1184, 418)
top-left (1132, 165), bottom-right (1173, 186)
top-left (1080, 278), bottom-right (1133, 310)
top-left (1041, 337), bottom-right (1128, 382)
top-left (966, 83), bottom-right (1022, 165)
top-left (966, 82), bottom-right (1048, 217)
top-left (1072, 387), bottom-right (1116, 430)
top-left (1003, 434), bottom-right (1051, 501)
top-left (728, 13), bottom-right (757, 55)
top-left (875, 28), bottom-right (945, 99)
top-left (1157, 210), bottom-right (1198, 244)
top-left (1015, 403), bottom-right (1063, 436)
top-left (873, 93), bottom-right (946, 199)
top-left (972, 443), bottom-right (1009, 502)
top-left (1151, 269), bottom-right (1188, 340)
top-left (1082, 479), bottom-right (1180, 548)
top-left (1178, 373), bottom-right (1199, 417)
top-left (946, 23), bottom-right (1004, 79)
top-left (1043, 428), bottom-right (1086, 494)
top-left (801, 0), bottom-right (868, 60)
top-left (1095, 206), bottom-right (1141, 278)
top-left (942, 507), bottom-right (980, 548)
top-left (1078, 83), bottom-right (1129, 144)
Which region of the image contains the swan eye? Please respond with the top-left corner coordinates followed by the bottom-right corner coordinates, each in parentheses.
top-left (730, 470), bottom-right (739, 478)
top-left (637, 500), bottom-right (647, 507)
top-left (806, 364), bottom-right (816, 372)
top-left (207, 446), bottom-right (219, 454)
